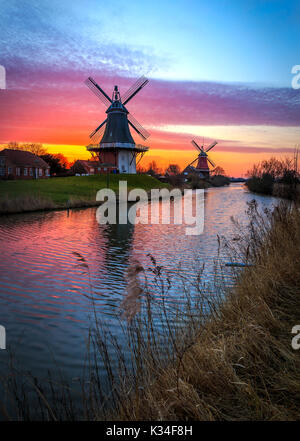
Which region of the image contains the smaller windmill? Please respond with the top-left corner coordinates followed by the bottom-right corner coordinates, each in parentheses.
top-left (185, 139), bottom-right (218, 178)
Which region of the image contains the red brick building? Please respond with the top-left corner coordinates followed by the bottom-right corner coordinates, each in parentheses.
top-left (0, 149), bottom-right (50, 179)
top-left (71, 160), bottom-right (117, 175)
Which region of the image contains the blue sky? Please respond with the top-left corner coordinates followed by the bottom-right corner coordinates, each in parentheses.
top-left (93, 0), bottom-right (300, 85)
top-left (1, 0), bottom-right (299, 85)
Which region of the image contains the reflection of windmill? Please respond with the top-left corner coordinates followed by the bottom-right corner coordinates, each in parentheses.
top-left (186, 139), bottom-right (218, 178)
top-left (85, 76), bottom-right (150, 173)
top-left (95, 205), bottom-right (137, 302)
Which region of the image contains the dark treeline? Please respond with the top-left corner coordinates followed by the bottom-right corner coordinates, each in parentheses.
top-left (246, 152), bottom-right (299, 200)
top-left (137, 161), bottom-right (230, 188)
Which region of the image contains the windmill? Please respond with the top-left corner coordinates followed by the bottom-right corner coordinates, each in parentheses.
top-left (85, 76), bottom-right (150, 173)
top-left (185, 139), bottom-right (218, 178)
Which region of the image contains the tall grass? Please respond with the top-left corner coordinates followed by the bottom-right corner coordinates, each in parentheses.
top-left (1, 200), bottom-right (300, 420)
top-left (0, 194), bottom-right (56, 214)
top-left (0, 194), bottom-right (101, 214)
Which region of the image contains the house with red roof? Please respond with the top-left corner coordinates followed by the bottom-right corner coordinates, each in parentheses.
top-left (71, 160), bottom-right (117, 175)
top-left (0, 149), bottom-right (50, 179)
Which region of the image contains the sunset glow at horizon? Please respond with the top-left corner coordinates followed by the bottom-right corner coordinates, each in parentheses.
top-left (1, 0), bottom-right (299, 176)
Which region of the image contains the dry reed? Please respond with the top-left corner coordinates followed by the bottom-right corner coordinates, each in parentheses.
top-left (95, 200), bottom-right (300, 421)
top-left (0, 194), bottom-right (56, 214)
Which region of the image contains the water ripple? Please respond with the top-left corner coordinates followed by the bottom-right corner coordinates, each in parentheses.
top-left (0, 184), bottom-right (279, 380)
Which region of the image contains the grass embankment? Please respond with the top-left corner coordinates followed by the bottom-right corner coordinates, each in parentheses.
top-left (0, 174), bottom-right (169, 215)
top-left (103, 201), bottom-right (300, 421)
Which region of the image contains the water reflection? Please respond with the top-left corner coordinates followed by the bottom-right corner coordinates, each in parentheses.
top-left (0, 184), bottom-right (279, 381)
top-left (93, 205), bottom-right (137, 312)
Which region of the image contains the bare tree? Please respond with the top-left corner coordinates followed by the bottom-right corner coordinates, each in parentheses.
top-left (6, 142), bottom-right (47, 156)
top-left (146, 161), bottom-right (162, 176)
top-left (211, 166), bottom-right (225, 176)
top-left (166, 164), bottom-right (181, 175)
top-left (136, 165), bottom-right (146, 174)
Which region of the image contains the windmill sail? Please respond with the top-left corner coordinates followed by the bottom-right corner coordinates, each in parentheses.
top-left (207, 157), bottom-right (215, 167)
top-left (191, 140), bottom-right (202, 151)
top-left (85, 77), bottom-right (112, 107)
top-left (122, 76), bottom-right (149, 105)
top-left (89, 119), bottom-right (107, 139)
top-left (206, 141), bottom-right (217, 152)
top-left (128, 114), bottom-right (150, 140)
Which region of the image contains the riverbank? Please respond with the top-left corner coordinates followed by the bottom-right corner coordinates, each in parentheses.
top-left (0, 174), bottom-right (169, 215)
top-left (102, 201), bottom-right (300, 421)
top-left (185, 174), bottom-right (230, 189)
top-left (245, 156), bottom-right (299, 201)
top-left (246, 179), bottom-right (300, 200)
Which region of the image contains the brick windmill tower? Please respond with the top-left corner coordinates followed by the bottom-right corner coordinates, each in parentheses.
top-left (185, 139), bottom-right (218, 178)
top-left (85, 76), bottom-right (150, 173)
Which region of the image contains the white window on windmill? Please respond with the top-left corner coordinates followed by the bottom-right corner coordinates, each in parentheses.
top-left (16, 167), bottom-right (21, 176)
top-left (24, 167), bottom-right (28, 176)
top-left (39, 168), bottom-right (43, 176)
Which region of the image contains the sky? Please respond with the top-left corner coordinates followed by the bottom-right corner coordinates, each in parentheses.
top-left (0, 0), bottom-right (299, 176)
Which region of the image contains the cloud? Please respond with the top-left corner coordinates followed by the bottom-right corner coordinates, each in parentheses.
top-left (1, 0), bottom-right (168, 84)
top-left (1, 0), bottom-right (299, 150)
top-left (139, 80), bottom-right (300, 127)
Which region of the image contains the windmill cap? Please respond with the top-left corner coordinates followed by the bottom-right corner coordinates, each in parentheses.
top-left (106, 101), bottom-right (128, 112)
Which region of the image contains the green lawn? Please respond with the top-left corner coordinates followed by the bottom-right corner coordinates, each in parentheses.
top-left (0, 174), bottom-right (169, 212)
